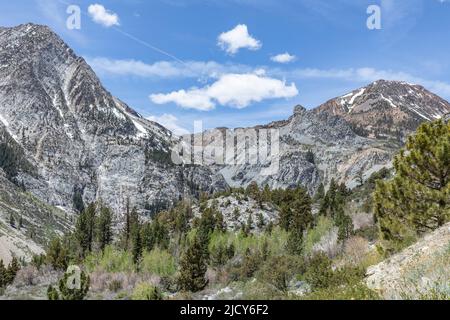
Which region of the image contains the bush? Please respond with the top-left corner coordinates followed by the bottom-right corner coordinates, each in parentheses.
top-left (239, 248), bottom-right (262, 279)
top-left (84, 246), bottom-right (134, 273)
top-left (140, 248), bottom-right (177, 277)
top-left (342, 236), bottom-right (370, 266)
top-left (303, 216), bottom-right (334, 256)
top-left (239, 280), bottom-right (288, 300)
top-left (13, 265), bottom-right (39, 287)
top-left (46, 238), bottom-right (70, 271)
top-left (303, 253), bottom-right (335, 290)
top-left (131, 283), bottom-right (163, 300)
top-left (303, 252), bottom-right (369, 296)
top-left (257, 255), bottom-right (303, 292)
top-left (108, 279), bottom-right (123, 292)
top-left (48, 267), bottom-right (90, 300)
top-left (209, 227), bottom-right (288, 257)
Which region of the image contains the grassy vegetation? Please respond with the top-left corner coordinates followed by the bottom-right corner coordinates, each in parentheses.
top-left (141, 248), bottom-right (177, 277)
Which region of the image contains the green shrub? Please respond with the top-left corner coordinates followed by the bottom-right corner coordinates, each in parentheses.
top-left (49, 268), bottom-right (90, 300)
top-left (300, 251), bottom-right (375, 299)
top-left (84, 246), bottom-right (134, 273)
top-left (303, 216), bottom-right (334, 256)
top-left (131, 283), bottom-right (163, 300)
top-left (239, 280), bottom-right (288, 300)
top-left (140, 248), bottom-right (177, 277)
top-left (303, 253), bottom-right (335, 290)
top-left (208, 227), bottom-right (288, 257)
top-left (46, 238), bottom-right (71, 271)
top-left (257, 255), bottom-right (304, 292)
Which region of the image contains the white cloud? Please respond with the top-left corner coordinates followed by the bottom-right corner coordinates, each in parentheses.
top-left (150, 72), bottom-right (298, 111)
top-left (286, 67), bottom-right (450, 98)
top-left (88, 4), bottom-right (120, 27)
top-left (151, 89), bottom-right (215, 111)
top-left (217, 24), bottom-right (262, 55)
top-left (271, 52), bottom-right (296, 64)
top-left (147, 114), bottom-right (189, 136)
top-left (86, 57), bottom-right (253, 79)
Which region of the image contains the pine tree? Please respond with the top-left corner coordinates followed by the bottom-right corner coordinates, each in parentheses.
top-left (240, 248), bottom-right (261, 278)
top-left (141, 222), bottom-right (155, 252)
top-left (5, 256), bottom-right (20, 285)
top-left (141, 218), bottom-right (170, 252)
top-left (72, 187), bottom-right (85, 214)
top-left (256, 212), bottom-right (265, 229)
top-left (319, 179), bottom-right (347, 218)
top-left (262, 184), bottom-right (271, 202)
top-left (97, 205), bottom-right (113, 252)
top-left (214, 210), bottom-right (226, 232)
top-left (178, 235), bottom-right (208, 292)
top-left (197, 207), bottom-right (218, 244)
top-left (279, 203), bottom-right (291, 231)
top-left (9, 213), bottom-right (15, 228)
top-left (0, 260), bottom-right (6, 288)
top-left (246, 213), bottom-right (254, 232)
top-left (47, 285), bottom-right (60, 300)
top-left (122, 198), bottom-right (132, 249)
top-left (314, 183), bottom-right (325, 202)
top-left (246, 181), bottom-right (260, 199)
top-left (374, 120), bottom-right (450, 253)
top-left (132, 224), bottom-right (143, 268)
top-left (286, 229), bottom-right (304, 255)
top-left (335, 208), bottom-right (353, 242)
top-left (75, 203), bottom-right (96, 257)
top-left (279, 187), bottom-right (313, 232)
top-left (174, 203), bottom-right (190, 234)
top-left (154, 219), bottom-right (170, 250)
top-left (46, 237), bottom-right (70, 271)
top-left (57, 268), bottom-right (90, 300)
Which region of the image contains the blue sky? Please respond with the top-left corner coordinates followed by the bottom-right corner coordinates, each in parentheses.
top-left (1, 0), bottom-right (450, 133)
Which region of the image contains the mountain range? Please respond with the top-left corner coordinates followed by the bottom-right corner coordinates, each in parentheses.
top-left (1, 23), bottom-right (449, 260)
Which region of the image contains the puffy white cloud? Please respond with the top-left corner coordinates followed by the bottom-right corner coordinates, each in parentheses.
top-left (271, 52), bottom-right (296, 64)
top-left (147, 114), bottom-right (189, 136)
top-left (88, 4), bottom-right (120, 27)
top-left (217, 24), bottom-right (262, 55)
top-left (151, 89), bottom-right (215, 111)
top-left (150, 72), bottom-right (298, 111)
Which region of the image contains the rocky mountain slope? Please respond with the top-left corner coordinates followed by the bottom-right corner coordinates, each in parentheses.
top-left (314, 80), bottom-right (450, 141)
top-left (366, 223), bottom-right (450, 299)
top-left (0, 168), bottom-right (70, 264)
top-left (190, 105), bottom-right (399, 193)
top-left (0, 23), bottom-right (226, 219)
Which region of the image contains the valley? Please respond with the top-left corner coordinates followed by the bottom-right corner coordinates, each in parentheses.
top-left (0, 23), bottom-right (449, 301)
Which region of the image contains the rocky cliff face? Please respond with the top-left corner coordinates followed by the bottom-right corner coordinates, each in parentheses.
top-left (189, 105), bottom-right (399, 193)
top-left (314, 80), bottom-right (450, 141)
top-left (0, 23), bottom-right (226, 218)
